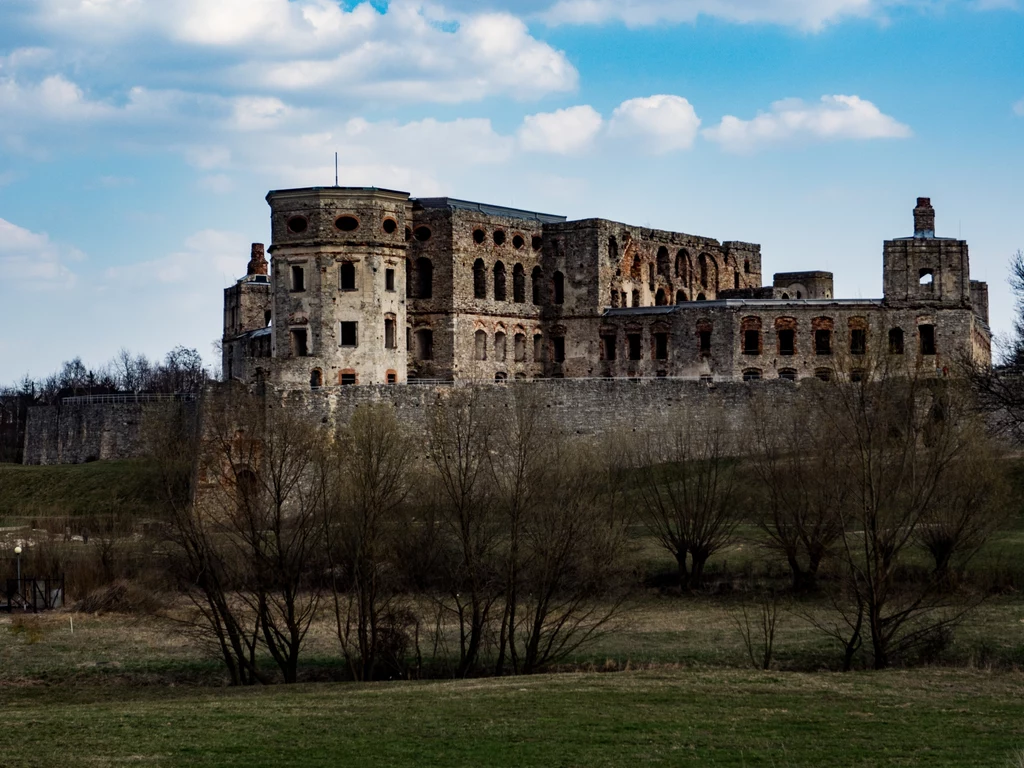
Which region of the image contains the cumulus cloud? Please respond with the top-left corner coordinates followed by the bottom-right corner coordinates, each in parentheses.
top-left (29, 0), bottom-right (578, 104)
top-left (0, 74), bottom-right (114, 122)
top-left (703, 95), bottom-right (912, 153)
top-left (0, 218), bottom-right (81, 290)
top-left (608, 95), bottom-right (701, 153)
top-left (518, 106), bottom-right (604, 154)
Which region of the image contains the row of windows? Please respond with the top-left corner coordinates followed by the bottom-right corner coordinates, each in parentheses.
top-left (740, 325), bottom-right (935, 356)
top-left (472, 261), bottom-right (564, 304)
top-left (610, 237), bottom-right (751, 288)
top-left (285, 214), bottom-right (431, 243)
top-left (473, 330), bottom-right (550, 363)
top-left (289, 260), bottom-right (432, 298)
top-left (472, 229), bottom-right (543, 251)
top-left (308, 369), bottom-right (399, 388)
top-left (289, 319), bottom-right (400, 357)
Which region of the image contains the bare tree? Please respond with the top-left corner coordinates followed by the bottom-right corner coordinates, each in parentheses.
top-left (631, 407), bottom-right (743, 591)
top-left (320, 404), bottom-right (414, 681)
top-left (748, 393), bottom-right (847, 592)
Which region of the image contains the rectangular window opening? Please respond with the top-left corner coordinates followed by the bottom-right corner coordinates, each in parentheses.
top-left (415, 329), bottom-right (434, 361)
top-left (290, 265), bottom-right (305, 292)
top-left (341, 373), bottom-right (356, 386)
top-left (340, 321), bottom-right (358, 348)
top-left (654, 332), bottom-right (668, 361)
top-left (384, 318), bottom-right (396, 350)
top-left (815, 329), bottom-right (832, 356)
top-left (743, 330), bottom-right (760, 355)
top-left (699, 330), bottom-right (712, 356)
top-left (553, 336), bottom-right (566, 363)
top-left (628, 333), bottom-right (642, 361)
top-left (920, 324), bottom-right (936, 356)
top-left (850, 329), bottom-right (867, 356)
top-left (290, 328), bottom-right (309, 357)
top-left (778, 329), bottom-right (795, 356)
top-left (602, 334), bottom-right (617, 362)
top-left (385, 268), bottom-right (395, 292)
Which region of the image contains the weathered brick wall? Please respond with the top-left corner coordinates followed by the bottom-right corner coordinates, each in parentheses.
top-left (22, 400), bottom-right (197, 466)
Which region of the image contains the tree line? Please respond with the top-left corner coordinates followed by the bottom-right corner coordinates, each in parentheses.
top-left (153, 353), bottom-right (1011, 684)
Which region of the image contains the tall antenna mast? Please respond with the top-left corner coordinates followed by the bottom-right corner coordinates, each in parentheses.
top-left (334, 152), bottom-right (339, 187)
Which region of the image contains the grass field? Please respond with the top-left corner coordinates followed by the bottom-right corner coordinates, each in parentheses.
top-left (0, 668), bottom-right (1022, 767)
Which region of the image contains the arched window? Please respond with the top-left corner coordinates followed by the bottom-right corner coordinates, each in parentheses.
top-left (553, 271), bottom-right (565, 305)
top-left (309, 369), bottom-right (323, 389)
top-left (495, 372), bottom-right (508, 383)
top-left (513, 264), bottom-right (525, 303)
top-left (696, 293), bottom-right (706, 301)
top-left (778, 369), bottom-right (798, 381)
top-left (609, 236), bottom-right (618, 260)
top-left (495, 331), bottom-right (507, 362)
top-left (532, 266), bottom-right (543, 305)
top-left (632, 289), bottom-right (641, 307)
top-left (234, 467), bottom-right (259, 511)
top-left (655, 289), bottom-right (667, 306)
top-left (742, 368), bottom-right (763, 381)
top-left (699, 253), bottom-right (708, 288)
top-left (340, 262), bottom-right (356, 291)
top-left (814, 368), bottom-right (833, 382)
top-left (657, 247), bottom-right (670, 280)
top-left (494, 261), bottom-right (507, 301)
top-left (676, 290), bottom-right (687, 303)
top-left (415, 257), bottom-right (433, 299)
top-left (631, 254), bottom-right (642, 280)
top-left (473, 259), bottom-right (487, 299)
top-left (533, 333), bottom-right (544, 362)
top-left (474, 330), bottom-right (487, 361)
top-left (676, 249), bottom-right (689, 281)
top-left (514, 333), bottom-right (527, 362)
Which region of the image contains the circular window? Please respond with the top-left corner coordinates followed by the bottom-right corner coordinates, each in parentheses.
top-left (414, 226), bottom-right (432, 242)
top-left (287, 216), bottom-right (308, 234)
top-left (473, 229), bottom-right (486, 245)
top-left (493, 230), bottom-right (506, 246)
top-left (335, 216), bottom-right (359, 232)
top-left (532, 235), bottom-right (543, 251)
top-left (512, 234), bottom-right (525, 250)
top-left (383, 218), bottom-right (398, 235)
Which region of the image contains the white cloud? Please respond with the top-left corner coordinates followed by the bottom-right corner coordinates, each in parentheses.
top-left (703, 95), bottom-right (912, 153)
top-left (1014, 98), bottom-right (1024, 116)
top-left (608, 95), bottom-right (701, 153)
top-left (518, 105), bottom-right (604, 154)
top-left (0, 218), bottom-right (81, 290)
top-left (0, 74), bottom-right (113, 121)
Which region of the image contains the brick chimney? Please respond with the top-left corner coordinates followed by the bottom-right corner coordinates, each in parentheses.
top-left (913, 198), bottom-right (935, 238)
top-left (247, 243), bottom-right (268, 276)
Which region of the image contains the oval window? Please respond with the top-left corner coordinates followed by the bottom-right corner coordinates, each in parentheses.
top-left (473, 229), bottom-right (486, 245)
top-left (336, 216), bottom-right (359, 232)
top-left (414, 226), bottom-right (432, 242)
top-left (532, 235), bottom-right (543, 251)
top-left (493, 230), bottom-right (506, 246)
top-left (512, 234), bottom-right (525, 250)
top-left (383, 218), bottom-right (398, 234)
top-left (287, 216), bottom-right (308, 234)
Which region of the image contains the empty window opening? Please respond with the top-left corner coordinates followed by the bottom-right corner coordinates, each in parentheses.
top-left (287, 216), bottom-right (308, 234)
top-left (919, 269), bottom-right (934, 288)
top-left (291, 265), bottom-right (305, 292)
top-left (340, 322), bottom-right (358, 348)
top-left (383, 218), bottom-right (397, 235)
top-left (387, 371), bottom-right (397, 384)
top-left (743, 330), bottom-right (760, 355)
top-left (473, 229), bottom-right (486, 245)
top-left (699, 330), bottom-right (712, 356)
top-left (415, 329), bottom-right (433, 361)
top-left (654, 332), bottom-right (668, 360)
top-left (609, 236), bottom-right (618, 260)
top-left (919, 324), bottom-right (936, 355)
top-left (744, 259), bottom-right (751, 274)
top-left (341, 372), bottom-right (357, 386)
top-left (513, 264), bottom-right (526, 303)
top-left (781, 293), bottom-right (790, 300)
top-left (475, 330), bottom-right (487, 361)
top-left (676, 249), bottom-right (689, 281)
top-left (889, 327), bottom-right (905, 354)
top-left (628, 333), bottom-right (642, 361)
top-left (815, 329), bottom-right (832, 355)
top-left (850, 329), bottom-right (867, 356)
top-left (310, 369), bottom-right (323, 389)
top-left (495, 372), bottom-right (508, 383)
top-left (699, 253), bottom-right (709, 288)
top-left (743, 368), bottom-right (762, 381)
top-left (657, 247), bottom-right (670, 279)
top-left (815, 368), bottom-right (833, 382)
top-left (290, 328), bottom-right (309, 357)
top-left (532, 235), bottom-right (543, 251)
top-left (631, 254), bottom-right (642, 280)
top-left (796, 291), bottom-right (803, 299)
top-left (495, 332), bottom-right (507, 362)
top-left (649, 263), bottom-right (655, 286)
top-left (336, 216), bottom-right (359, 232)
top-left (385, 318), bottom-right (396, 349)
top-left (533, 334), bottom-right (544, 363)
top-left (415, 257), bottom-right (433, 298)
top-left (264, 310), bottom-right (272, 327)
top-left (512, 234), bottom-right (525, 250)
top-left (778, 329), bottom-right (795, 356)
top-left (734, 272), bottom-right (740, 290)
top-left (655, 289), bottom-right (667, 306)
top-left (493, 230), bottom-right (506, 246)
top-left (414, 226), bottom-right (432, 242)
top-left (474, 259), bottom-right (487, 299)
top-left (778, 369), bottom-right (798, 381)
top-left (632, 289), bottom-right (641, 307)
top-left (677, 290), bottom-right (687, 303)
top-left (515, 333), bottom-right (527, 362)
top-left (340, 262), bottom-right (356, 291)
top-left (602, 334), bottom-right (617, 361)
top-left (494, 262), bottom-right (507, 301)
top-left (850, 369), bottom-right (866, 383)
top-left (385, 268), bottom-right (395, 292)
top-left (553, 336), bottom-right (566, 363)
top-left (532, 267), bottom-right (543, 304)
top-left (696, 293), bottom-right (706, 301)
top-left (553, 271), bottom-right (565, 305)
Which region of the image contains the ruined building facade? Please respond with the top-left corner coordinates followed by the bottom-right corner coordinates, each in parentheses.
top-left (222, 190), bottom-right (991, 387)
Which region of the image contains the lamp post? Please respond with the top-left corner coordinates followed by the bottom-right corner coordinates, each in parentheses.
top-left (14, 545), bottom-right (21, 591)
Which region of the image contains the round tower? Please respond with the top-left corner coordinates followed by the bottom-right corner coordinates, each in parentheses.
top-left (266, 187), bottom-right (411, 387)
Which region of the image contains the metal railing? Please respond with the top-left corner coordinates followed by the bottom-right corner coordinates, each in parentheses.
top-left (61, 393), bottom-right (199, 405)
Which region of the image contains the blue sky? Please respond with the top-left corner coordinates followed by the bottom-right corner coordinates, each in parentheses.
top-left (0, 0), bottom-right (1021, 381)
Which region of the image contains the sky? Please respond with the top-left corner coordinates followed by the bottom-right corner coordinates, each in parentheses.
top-left (0, 0), bottom-right (1022, 382)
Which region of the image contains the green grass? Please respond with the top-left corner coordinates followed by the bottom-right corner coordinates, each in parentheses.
top-left (0, 668), bottom-right (1022, 767)
top-left (0, 459), bottom-right (170, 522)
